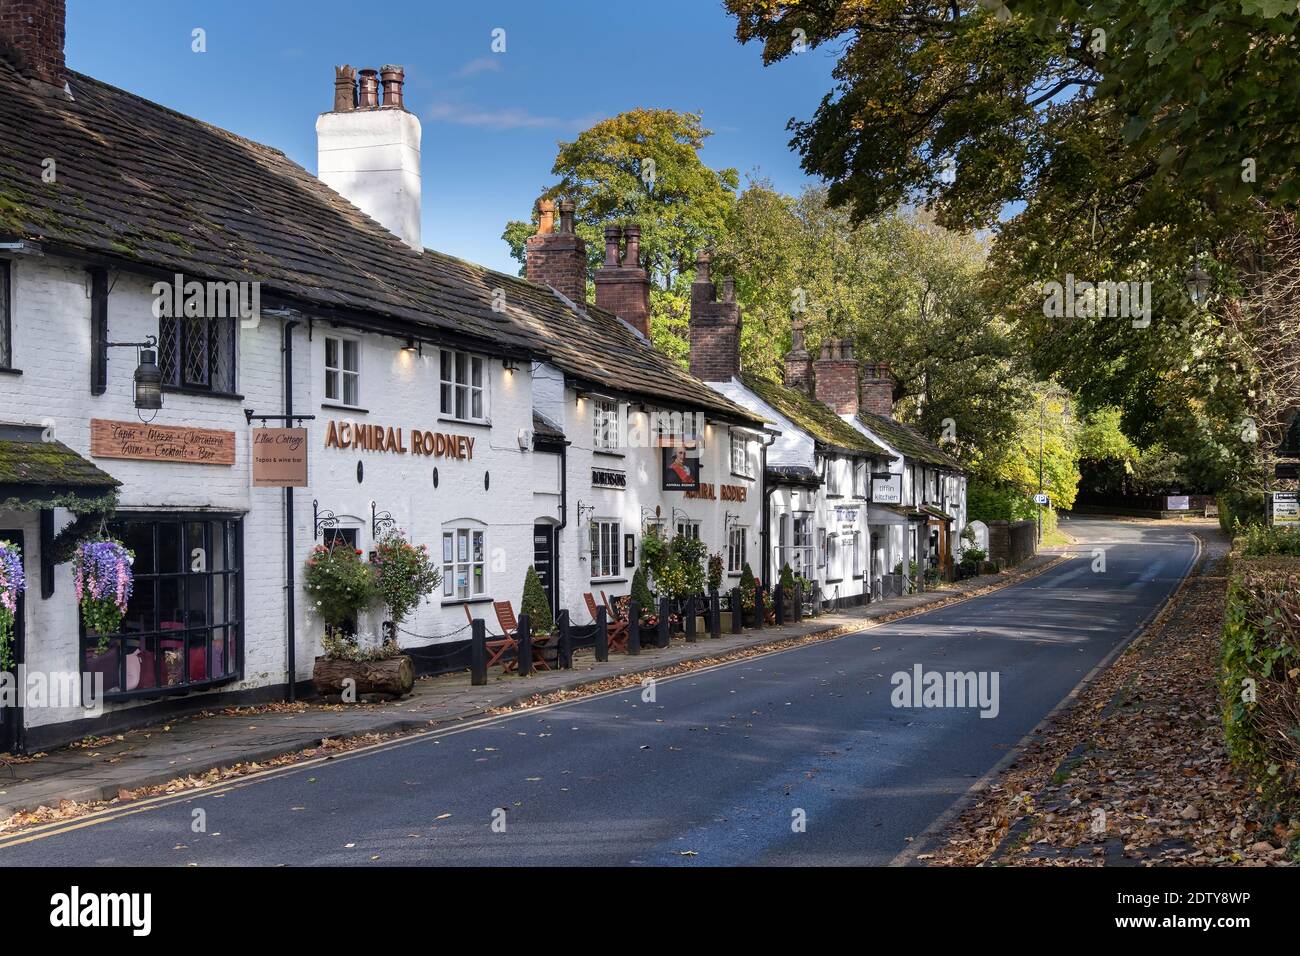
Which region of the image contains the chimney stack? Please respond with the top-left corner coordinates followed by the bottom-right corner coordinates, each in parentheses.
top-left (0, 0), bottom-right (67, 92)
top-left (380, 65), bottom-right (405, 108)
top-left (525, 198), bottom-right (588, 306)
top-left (593, 222), bottom-right (651, 337)
top-left (859, 361), bottom-right (897, 418)
top-left (783, 317), bottom-right (813, 394)
top-left (316, 63), bottom-right (423, 250)
top-left (688, 251), bottom-right (742, 383)
top-left (814, 338), bottom-right (860, 416)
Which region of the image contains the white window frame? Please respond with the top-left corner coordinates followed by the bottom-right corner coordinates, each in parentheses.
top-left (439, 348), bottom-right (486, 422)
top-left (593, 398), bottom-right (621, 451)
top-left (441, 525), bottom-right (487, 601)
top-left (786, 514), bottom-right (814, 577)
top-left (854, 460), bottom-right (867, 498)
top-left (730, 430), bottom-right (753, 478)
top-left (324, 335), bottom-right (361, 407)
top-left (589, 519), bottom-right (621, 579)
top-left (852, 530), bottom-right (863, 578)
top-left (826, 533), bottom-right (841, 580)
top-left (676, 519), bottom-right (702, 540)
top-left (727, 526), bottom-right (747, 573)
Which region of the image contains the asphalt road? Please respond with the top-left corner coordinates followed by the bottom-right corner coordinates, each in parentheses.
top-left (0, 518), bottom-right (1196, 867)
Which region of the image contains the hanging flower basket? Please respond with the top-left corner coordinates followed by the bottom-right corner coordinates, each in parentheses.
top-left (0, 539), bottom-right (27, 669)
top-left (75, 539), bottom-right (134, 651)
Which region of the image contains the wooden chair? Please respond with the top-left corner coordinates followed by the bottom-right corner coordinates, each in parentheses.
top-left (488, 601), bottom-right (520, 672)
top-left (495, 600), bottom-right (556, 672)
top-left (591, 591), bottom-right (629, 653)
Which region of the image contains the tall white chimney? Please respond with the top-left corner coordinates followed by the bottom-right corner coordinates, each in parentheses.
top-left (316, 65), bottom-right (423, 251)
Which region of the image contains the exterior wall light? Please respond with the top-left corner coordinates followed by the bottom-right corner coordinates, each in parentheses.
top-left (104, 334), bottom-right (162, 420)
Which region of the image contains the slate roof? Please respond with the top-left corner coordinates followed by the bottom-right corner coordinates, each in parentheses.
top-left (766, 464), bottom-right (822, 486)
top-left (741, 373), bottom-right (888, 456)
top-left (0, 60), bottom-right (763, 426)
top-left (856, 410), bottom-right (964, 471)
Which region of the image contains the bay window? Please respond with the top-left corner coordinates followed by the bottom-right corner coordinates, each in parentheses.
top-left (442, 525), bottom-right (486, 600)
top-left (83, 515), bottom-right (242, 698)
top-left (440, 349), bottom-right (485, 422)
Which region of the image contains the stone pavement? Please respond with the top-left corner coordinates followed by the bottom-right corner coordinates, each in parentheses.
top-left (0, 555), bottom-right (1063, 820)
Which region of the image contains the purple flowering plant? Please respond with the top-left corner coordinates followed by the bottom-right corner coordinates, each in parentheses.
top-left (0, 539), bottom-right (26, 669)
top-left (75, 538), bottom-right (135, 649)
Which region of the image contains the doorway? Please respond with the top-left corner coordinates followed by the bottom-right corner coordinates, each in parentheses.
top-left (532, 523), bottom-right (557, 615)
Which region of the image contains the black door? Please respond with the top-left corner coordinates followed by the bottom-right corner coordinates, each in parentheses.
top-left (0, 528), bottom-right (24, 755)
top-left (532, 523), bottom-right (556, 613)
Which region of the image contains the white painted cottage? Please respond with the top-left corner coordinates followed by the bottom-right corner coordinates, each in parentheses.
top-left (0, 3), bottom-right (766, 750)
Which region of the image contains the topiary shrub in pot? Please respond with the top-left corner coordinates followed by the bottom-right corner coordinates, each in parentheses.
top-left (520, 564), bottom-right (554, 636)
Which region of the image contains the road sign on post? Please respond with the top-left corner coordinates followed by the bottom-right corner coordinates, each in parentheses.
top-left (1033, 493), bottom-right (1050, 506)
top-left (1271, 491), bottom-right (1298, 526)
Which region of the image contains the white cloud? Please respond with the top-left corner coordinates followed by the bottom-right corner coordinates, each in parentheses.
top-left (425, 100), bottom-right (599, 132)
top-left (455, 57), bottom-right (503, 78)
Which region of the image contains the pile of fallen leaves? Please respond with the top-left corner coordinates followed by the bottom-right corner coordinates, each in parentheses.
top-left (0, 731), bottom-right (405, 836)
top-left (927, 529), bottom-right (1298, 867)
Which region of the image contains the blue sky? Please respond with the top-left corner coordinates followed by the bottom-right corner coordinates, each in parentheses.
top-left (66, 0), bottom-right (837, 274)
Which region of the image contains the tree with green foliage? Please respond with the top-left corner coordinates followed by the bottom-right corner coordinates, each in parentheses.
top-left (724, 0), bottom-right (1293, 497)
top-left (520, 565), bottom-right (554, 636)
top-left (502, 109), bottom-right (739, 361)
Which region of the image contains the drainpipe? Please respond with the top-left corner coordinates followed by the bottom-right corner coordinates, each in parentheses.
top-left (283, 318), bottom-right (299, 703)
top-left (556, 438), bottom-right (569, 615)
top-left (759, 432), bottom-right (776, 588)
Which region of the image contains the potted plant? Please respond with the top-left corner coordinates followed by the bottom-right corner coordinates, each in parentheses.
top-left (707, 552), bottom-right (723, 595)
top-left (372, 531), bottom-right (442, 636)
top-left (0, 539), bottom-right (26, 669)
top-left (631, 567), bottom-right (656, 627)
top-left (520, 565), bottom-right (554, 637)
top-left (738, 563), bottom-right (758, 627)
top-left (306, 542), bottom-right (411, 700)
top-left (795, 572), bottom-right (815, 616)
top-left (75, 538), bottom-right (134, 652)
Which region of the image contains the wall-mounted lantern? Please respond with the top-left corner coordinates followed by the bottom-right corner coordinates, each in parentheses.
top-left (102, 334), bottom-right (162, 420)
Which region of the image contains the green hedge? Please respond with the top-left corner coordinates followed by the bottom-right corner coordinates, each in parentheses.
top-left (1220, 557), bottom-right (1300, 807)
top-left (1218, 488), bottom-right (1267, 534)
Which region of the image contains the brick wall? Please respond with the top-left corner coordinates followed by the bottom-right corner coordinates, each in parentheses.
top-left (593, 224), bottom-right (650, 336)
top-left (0, 0), bottom-right (65, 87)
top-left (987, 519), bottom-right (1037, 567)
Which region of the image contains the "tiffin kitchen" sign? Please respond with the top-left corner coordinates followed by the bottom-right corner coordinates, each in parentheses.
top-left (323, 420), bottom-right (475, 460)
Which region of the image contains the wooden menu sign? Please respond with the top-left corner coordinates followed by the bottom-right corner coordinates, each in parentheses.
top-left (90, 419), bottom-right (236, 466)
top-left (252, 428), bottom-right (308, 487)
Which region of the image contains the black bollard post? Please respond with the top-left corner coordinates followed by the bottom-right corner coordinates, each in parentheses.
top-left (685, 595), bottom-right (697, 642)
top-left (754, 587), bottom-right (765, 629)
top-left (656, 597), bottom-right (670, 648)
top-left (517, 612), bottom-right (532, 677)
top-left (470, 619), bottom-right (487, 685)
top-left (558, 609), bottom-right (572, 669)
top-left (710, 590), bottom-right (721, 639)
top-left (627, 600), bottom-right (641, 655)
top-left (774, 582), bottom-right (785, 626)
top-left (730, 587), bottom-right (743, 634)
top-left (595, 605), bottom-right (609, 662)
